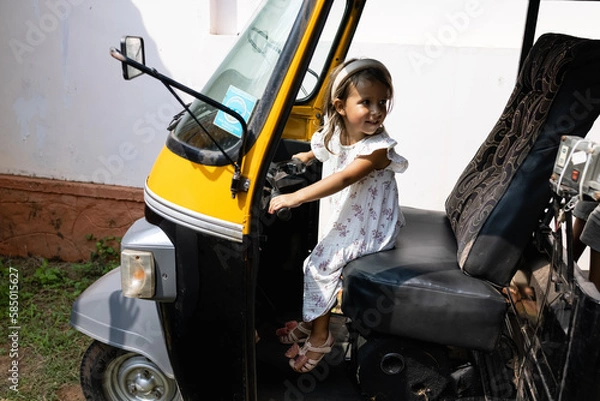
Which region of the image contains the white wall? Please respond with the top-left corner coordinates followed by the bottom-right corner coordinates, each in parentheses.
top-left (1, 0), bottom-right (600, 211)
top-left (349, 0), bottom-right (600, 210)
top-left (0, 0), bottom-right (259, 188)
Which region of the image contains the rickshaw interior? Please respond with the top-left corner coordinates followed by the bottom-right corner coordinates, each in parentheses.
top-left (253, 1), bottom-right (600, 400)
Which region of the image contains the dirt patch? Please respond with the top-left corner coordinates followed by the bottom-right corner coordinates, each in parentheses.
top-left (0, 352), bottom-right (85, 400)
top-left (56, 384), bottom-right (85, 401)
top-left (1, 347), bottom-right (85, 401)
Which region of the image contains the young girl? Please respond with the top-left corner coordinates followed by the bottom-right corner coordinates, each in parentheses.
top-left (268, 58), bottom-right (408, 373)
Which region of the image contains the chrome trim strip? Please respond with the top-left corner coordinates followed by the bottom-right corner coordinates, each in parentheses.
top-left (144, 183), bottom-right (243, 243)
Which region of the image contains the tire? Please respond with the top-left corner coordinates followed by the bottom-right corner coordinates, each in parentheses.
top-left (80, 340), bottom-right (181, 401)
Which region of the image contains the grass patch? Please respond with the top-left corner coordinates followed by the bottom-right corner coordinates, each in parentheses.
top-left (0, 250), bottom-right (118, 401)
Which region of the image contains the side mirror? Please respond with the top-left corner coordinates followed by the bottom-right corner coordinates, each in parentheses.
top-left (120, 36), bottom-right (145, 80)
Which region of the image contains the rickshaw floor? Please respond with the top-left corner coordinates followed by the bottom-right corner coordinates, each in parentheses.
top-left (256, 314), bottom-right (367, 400)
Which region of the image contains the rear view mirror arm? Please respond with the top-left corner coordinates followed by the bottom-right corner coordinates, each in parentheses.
top-left (110, 47), bottom-right (250, 198)
top-left (109, 47), bottom-right (248, 137)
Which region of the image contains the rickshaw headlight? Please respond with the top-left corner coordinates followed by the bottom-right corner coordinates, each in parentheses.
top-left (120, 249), bottom-right (155, 298)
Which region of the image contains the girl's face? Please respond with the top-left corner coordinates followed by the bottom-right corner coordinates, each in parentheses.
top-left (335, 78), bottom-right (390, 143)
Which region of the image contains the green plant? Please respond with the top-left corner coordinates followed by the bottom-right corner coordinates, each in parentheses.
top-left (32, 259), bottom-right (65, 288)
top-left (85, 234), bottom-right (121, 273)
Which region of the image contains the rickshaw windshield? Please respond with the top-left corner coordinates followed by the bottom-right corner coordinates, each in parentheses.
top-left (169, 0), bottom-right (303, 166)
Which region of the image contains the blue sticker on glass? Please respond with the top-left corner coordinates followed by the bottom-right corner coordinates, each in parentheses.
top-left (213, 86), bottom-right (257, 138)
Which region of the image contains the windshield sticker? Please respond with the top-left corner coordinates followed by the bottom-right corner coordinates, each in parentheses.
top-left (213, 86), bottom-right (257, 138)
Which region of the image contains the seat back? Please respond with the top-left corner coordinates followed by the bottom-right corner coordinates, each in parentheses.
top-left (445, 33), bottom-right (600, 286)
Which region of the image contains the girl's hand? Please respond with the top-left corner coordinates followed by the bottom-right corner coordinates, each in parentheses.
top-left (268, 193), bottom-right (302, 214)
top-left (292, 151), bottom-right (315, 165)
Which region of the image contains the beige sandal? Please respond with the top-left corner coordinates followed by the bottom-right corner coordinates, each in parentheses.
top-left (276, 321), bottom-right (311, 344)
top-left (288, 332), bottom-right (335, 373)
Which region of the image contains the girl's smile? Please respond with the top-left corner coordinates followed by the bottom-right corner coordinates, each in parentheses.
top-left (335, 79), bottom-right (390, 145)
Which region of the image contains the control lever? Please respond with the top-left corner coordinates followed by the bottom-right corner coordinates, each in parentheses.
top-left (268, 158), bottom-right (307, 221)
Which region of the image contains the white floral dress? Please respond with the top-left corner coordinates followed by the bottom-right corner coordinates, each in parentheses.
top-left (302, 129), bottom-right (408, 322)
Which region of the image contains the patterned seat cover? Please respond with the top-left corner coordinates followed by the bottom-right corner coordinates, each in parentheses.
top-left (445, 33), bottom-right (600, 286)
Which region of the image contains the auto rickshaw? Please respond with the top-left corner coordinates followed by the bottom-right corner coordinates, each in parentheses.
top-left (70, 0), bottom-right (600, 400)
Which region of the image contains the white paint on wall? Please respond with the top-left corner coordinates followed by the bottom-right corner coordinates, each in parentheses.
top-left (1, 0), bottom-right (600, 212)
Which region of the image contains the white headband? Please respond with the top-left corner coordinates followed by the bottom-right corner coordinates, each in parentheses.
top-left (330, 58), bottom-right (389, 100)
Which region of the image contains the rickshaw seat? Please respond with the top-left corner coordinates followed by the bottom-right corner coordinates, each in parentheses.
top-left (342, 33), bottom-right (600, 351)
top-left (343, 207), bottom-right (506, 351)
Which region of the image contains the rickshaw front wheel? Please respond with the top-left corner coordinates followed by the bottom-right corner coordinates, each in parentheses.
top-left (80, 340), bottom-right (182, 401)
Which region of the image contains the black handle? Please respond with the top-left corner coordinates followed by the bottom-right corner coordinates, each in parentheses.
top-left (271, 190), bottom-right (291, 221)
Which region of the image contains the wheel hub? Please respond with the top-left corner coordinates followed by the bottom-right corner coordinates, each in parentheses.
top-left (127, 368), bottom-right (163, 397)
top-left (104, 353), bottom-right (177, 401)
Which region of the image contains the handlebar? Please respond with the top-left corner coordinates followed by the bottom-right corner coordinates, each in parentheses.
top-left (268, 158), bottom-right (307, 221)
top-left (270, 189), bottom-right (292, 221)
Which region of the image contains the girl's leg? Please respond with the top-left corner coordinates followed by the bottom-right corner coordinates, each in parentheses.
top-left (580, 205), bottom-right (600, 290)
top-left (589, 249), bottom-right (600, 291)
top-left (290, 312), bottom-right (334, 372)
top-left (573, 217), bottom-right (587, 261)
top-left (308, 313), bottom-right (331, 346)
top-left (276, 320), bottom-right (312, 344)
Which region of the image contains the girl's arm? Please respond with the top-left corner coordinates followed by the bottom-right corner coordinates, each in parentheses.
top-left (269, 148), bottom-right (390, 214)
top-left (292, 150), bottom-right (315, 165)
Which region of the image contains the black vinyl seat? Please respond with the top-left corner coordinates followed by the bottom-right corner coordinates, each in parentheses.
top-left (342, 33), bottom-right (600, 352)
top-left (343, 207), bottom-right (506, 351)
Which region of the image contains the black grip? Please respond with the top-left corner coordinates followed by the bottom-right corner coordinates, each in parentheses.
top-left (276, 207), bottom-right (292, 221)
top-left (271, 190), bottom-right (292, 221)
